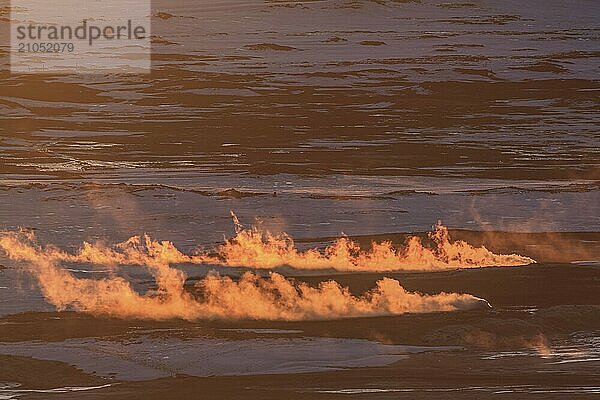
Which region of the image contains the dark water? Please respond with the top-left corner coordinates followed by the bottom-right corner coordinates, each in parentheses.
top-left (0, 1), bottom-right (599, 399)
top-left (1, 0), bottom-right (598, 241)
top-left (1, 0), bottom-right (599, 182)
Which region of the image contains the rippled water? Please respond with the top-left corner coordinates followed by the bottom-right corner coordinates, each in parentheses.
top-left (1, 0), bottom-right (598, 237)
top-left (1, 0), bottom-right (598, 183)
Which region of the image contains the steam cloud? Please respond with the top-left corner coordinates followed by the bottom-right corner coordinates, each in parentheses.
top-left (1, 213), bottom-right (534, 273)
top-left (199, 213), bottom-right (535, 271)
top-left (0, 230), bottom-right (491, 321)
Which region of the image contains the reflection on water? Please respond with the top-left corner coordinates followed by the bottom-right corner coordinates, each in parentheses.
top-left (0, 336), bottom-right (441, 379)
top-left (314, 386), bottom-right (600, 395)
top-left (1, 0), bottom-right (599, 182)
top-left (483, 333), bottom-right (600, 363)
top-left (1, 0), bottom-right (598, 242)
top-left (0, 384), bottom-right (113, 400)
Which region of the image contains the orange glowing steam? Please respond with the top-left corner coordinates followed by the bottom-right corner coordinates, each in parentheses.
top-left (198, 213), bottom-right (535, 271)
top-left (1, 214), bottom-right (535, 273)
top-left (0, 231), bottom-right (490, 321)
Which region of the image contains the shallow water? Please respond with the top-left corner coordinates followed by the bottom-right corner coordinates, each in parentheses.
top-left (0, 336), bottom-right (443, 379)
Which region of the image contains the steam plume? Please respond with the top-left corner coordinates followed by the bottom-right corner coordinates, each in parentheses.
top-left (0, 231), bottom-right (489, 321)
top-left (198, 213), bottom-right (535, 271)
top-left (1, 213), bottom-right (534, 273)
